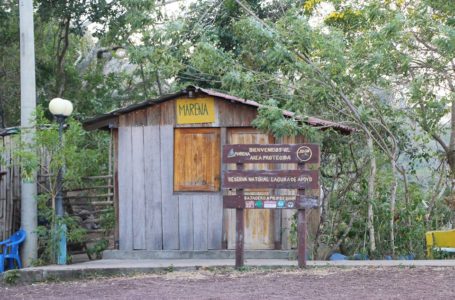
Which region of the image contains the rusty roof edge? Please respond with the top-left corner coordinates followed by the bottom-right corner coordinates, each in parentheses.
top-left (83, 85), bottom-right (356, 133)
top-left (197, 86), bottom-right (356, 133)
top-left (82, 89), bottom-right (186, 128)
top-left (305, 116), bottom-right (357, 133)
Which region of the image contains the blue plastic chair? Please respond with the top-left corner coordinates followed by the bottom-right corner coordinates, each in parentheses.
top-left (0, 229), bottom-right (26, 272)
top-left (0, 253), bottom-right (3, 273)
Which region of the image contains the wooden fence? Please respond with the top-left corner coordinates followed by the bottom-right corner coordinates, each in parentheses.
top-left (0, 134), bottom-right (21, 241)
top-left (0, 131), bottom-right (114, 254)
top-left (65, 175), bottom-right (115, 253)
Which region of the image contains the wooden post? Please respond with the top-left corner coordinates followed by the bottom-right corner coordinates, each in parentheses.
top-left (221, 128), bottom-right (228, 250)
top-left (235, 207), bottom-right (245, 268)
top-left (112, 129), bottom-right (120, 249)
top-left (297, 162), bottom-right (306, 268)
top-left (298, 208), bottom-right (307, 268)
top-left (235, 163), bottom-right (245, 269)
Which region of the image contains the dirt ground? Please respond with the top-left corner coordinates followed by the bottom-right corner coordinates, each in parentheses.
top-left (2, 266), bottom-right (455, 299)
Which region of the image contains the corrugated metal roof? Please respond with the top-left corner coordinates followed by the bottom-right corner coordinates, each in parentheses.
top-left (196, 87), bottom-right (355, 133)
top-left (82, 90), bottom-right (185, 128)
top-left (83, 85), bottom-right (356, 134)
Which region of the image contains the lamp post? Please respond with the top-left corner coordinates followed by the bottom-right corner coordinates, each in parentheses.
top-left (49, 97), bottom-right (73, 265)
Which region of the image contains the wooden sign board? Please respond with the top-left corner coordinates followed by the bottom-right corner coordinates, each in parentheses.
top-left (222, 144), bottom-right (320, 164)
top-left (222, 142), bottom-right (321, 270)
top-left (223, 170), bottom-right (319, 189)
top-left (223, 195), bottom-right (319, 209)
top-left (176, 97), bottom-right (215, 124)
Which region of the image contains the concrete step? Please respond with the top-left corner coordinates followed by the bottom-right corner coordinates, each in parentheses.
top-left (102, 250), bottom-right (297, 260)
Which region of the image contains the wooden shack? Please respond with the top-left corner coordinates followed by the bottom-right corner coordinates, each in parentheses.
top-left (84, 86), bottom-right (352, 252)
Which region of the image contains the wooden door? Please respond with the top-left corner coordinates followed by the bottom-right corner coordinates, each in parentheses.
top-left (225, 128), bottom-right (275, 249)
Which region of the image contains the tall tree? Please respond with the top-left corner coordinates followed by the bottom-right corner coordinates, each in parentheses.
top-left (0, 1), bottom-right (20, 127)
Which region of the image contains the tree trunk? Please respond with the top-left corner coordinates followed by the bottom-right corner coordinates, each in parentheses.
top-left (390, 155), bottom-right (398, 256)
top-left (330, 212), bottom-right (357, 254)
top-left (449, 96), bottom-right (455, 227)
top-left (399, 166), bottom-right (413, 251)
top-left (0, 95), bottom-right (4, 128)
top-left (367, 137), bottom-right (376, 253)
top-left (56, 16), bottom-right (71, 97)
top-left (448, 95), bottom-right (455, 181)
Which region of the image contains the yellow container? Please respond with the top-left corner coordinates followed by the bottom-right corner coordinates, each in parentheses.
top-left (426, 229), bottom-right (455, 258)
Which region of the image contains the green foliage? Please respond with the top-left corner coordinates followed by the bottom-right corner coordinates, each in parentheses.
top-left (289, 211), bottom-right (298, 248)
top-left (3, 269), bottom-right (20, 285)
top-left (15, 107), bottom-right (108, 264)
top-left (84, 206), bottom-right (115, 260)
top-left (100, 206), bottom-right (115, 235)
top-left (253, 102), bottom-right (301, 138)
top-left (166, 264), bottom-right (175, 273)
top-left (235, 265), bottom-right (252, 272)
top-left (17, 107), bottom-right (108, 188)
top-left (432, 249), bottom-right (455, 260)
top-left (409, 79), bottom-right (451, 134)
top-left (83, 206), bottom-right (115, 260)
top-left (325, 8), bottom-right (366, 31)
top-left (34, 189), bottom-right (88, 264)
top-left (0, 2), bottom-right (20, 127)
top-left (86, 239), bottom-right (109, 260)
top-left (35, 213), bottom-right (87, 265)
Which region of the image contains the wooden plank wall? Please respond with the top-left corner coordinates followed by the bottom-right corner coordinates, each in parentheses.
top-left (175, 194), bottom-right (223, 250)
top-left (0, 135), bottom-right (21, 241)
top-left (118, 125), bottom-right (133, 250)
top-left (131, 126), bottom-right (146, 249)
top-left (143, 125), bottom-right (162, 250)
top-left (160, 125), bottom-right (180, 249)
top-left (117, 102), bottom-right (225, 251)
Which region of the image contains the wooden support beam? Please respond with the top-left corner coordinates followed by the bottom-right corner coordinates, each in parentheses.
top-left (297, 162), bottom-right (307, 268)
top-left (298, 208), bottom-right (307, 268)
top-left (235, 163), bottom-right (245, 269)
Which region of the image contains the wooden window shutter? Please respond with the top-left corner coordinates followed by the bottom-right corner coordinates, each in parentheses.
top-left (174, 128), bottom-right (221, 192)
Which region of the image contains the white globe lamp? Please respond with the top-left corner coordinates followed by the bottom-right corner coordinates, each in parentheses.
top-left (49, 98), bottom-right (73, 117)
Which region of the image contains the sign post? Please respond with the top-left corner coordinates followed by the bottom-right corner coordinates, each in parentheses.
top-left (235, 162), bottom-right (245, 269)
top-left (297, 162), bottom-right (307, 268)
top-left (222, 144), bottom-right (320, 269)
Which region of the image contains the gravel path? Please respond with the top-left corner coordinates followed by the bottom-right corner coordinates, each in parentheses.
top-left (2, 266), bottom-right (455, 299)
